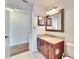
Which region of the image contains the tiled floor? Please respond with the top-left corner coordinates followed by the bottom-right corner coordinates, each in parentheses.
top-left (10, 51), bottom-right (46, 59)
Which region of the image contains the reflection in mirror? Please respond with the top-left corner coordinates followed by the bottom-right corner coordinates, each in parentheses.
top-left (47, 18), bottom-right (52, 26)
top-left (46, 9), bottom-right (64, 32)
top-left (47, 13), bottom-right (61, 30)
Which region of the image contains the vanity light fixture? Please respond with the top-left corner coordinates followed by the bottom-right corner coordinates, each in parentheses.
top-left (46, 9), bottom-right (57, 15)
top-left (46, 7), bottom-right (59, 15)
top-left (38, 16), bottom-right (43, 19)
top-left (6, 7), bottom-right (14, 12)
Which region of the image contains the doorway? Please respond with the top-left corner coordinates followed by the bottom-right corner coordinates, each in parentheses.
top-left (5, 6), bottom-right (32, 58)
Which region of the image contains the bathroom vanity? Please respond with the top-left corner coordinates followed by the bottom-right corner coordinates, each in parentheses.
top-left (37, 34), bottom-right (64, 59)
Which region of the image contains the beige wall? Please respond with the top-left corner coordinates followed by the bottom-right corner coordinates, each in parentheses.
top-left (29, 4), bottom-right (46, 52)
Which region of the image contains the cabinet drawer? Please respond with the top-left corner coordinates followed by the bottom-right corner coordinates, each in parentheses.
top-left (40, 40), bottom-right (44, 45)
top-left (43, 45), bottom-right (49, 58)
top-left (49, 41), bottom-right (64, 49)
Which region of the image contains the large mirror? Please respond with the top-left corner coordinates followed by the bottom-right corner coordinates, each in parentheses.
top-left (46, 9), bottom-right (64, 32)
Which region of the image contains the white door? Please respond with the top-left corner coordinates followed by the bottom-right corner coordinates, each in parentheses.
top-left (5, 10), bottom-right (10, 59)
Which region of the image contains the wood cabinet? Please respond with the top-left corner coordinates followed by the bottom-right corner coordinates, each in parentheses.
top-left (37, 37), bottom-right (64, 59)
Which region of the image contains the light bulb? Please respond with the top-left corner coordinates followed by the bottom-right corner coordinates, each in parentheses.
top-left (46, 8), bottom-right (59, 15)
top-left (39, 17), bottom-right (43, 19)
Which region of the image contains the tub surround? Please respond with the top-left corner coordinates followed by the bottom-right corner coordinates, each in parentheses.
top-left (10, 43), bottom-right (29, 56)
top-left (37, 34), bottom-right (64, 59)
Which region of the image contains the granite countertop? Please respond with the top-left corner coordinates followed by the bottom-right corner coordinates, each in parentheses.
top-left (37, 34), bottom-right (64, 45)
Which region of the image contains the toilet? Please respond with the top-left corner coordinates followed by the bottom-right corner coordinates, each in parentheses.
top-left (62, 57), bottom-right (72, 59)
top-left (62, 42), bottom-right (74, 59)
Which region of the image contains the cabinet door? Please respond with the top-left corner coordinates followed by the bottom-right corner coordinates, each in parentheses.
top-left (37, 38), bottom-right (40, 51)
top-left (49, 49), bottom-right (55, 59)
top-left (49, 44), bottom-right (55, 59)
top-left (43, 42), bottom-right (49, 59)
top-left (40, 40), bottom-right (44, 54)
top-left (49, 51), bottom-right (52, 59)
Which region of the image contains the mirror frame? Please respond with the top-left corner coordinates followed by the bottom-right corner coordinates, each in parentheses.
top-left (45, 9), bottom-right (64, 32)
top-left (38, 16), bottom-right (45, 26)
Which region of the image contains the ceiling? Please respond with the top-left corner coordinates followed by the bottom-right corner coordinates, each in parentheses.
top-left (6, 0), bottom-right (62, 10)
top-left (27, 0), bottom-right (63, 10)
top-left (6, 0), bottom-right (33, 11)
